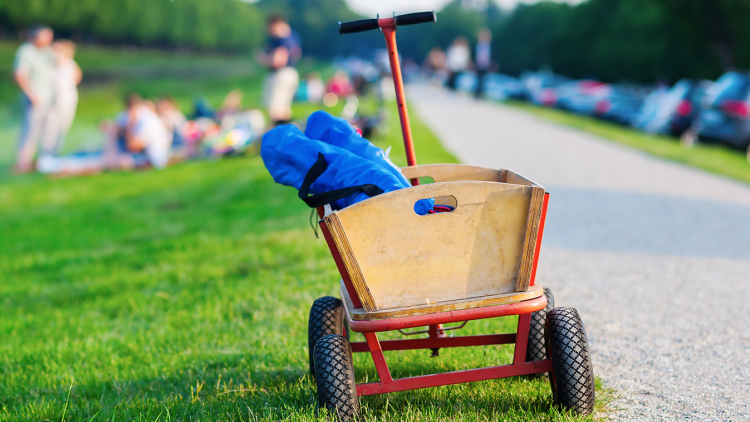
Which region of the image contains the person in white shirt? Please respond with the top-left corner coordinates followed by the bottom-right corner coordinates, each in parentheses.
top-left (13, 25), bottom-right (55, 173)
top-left (41, 39), bottom-right (82, 158)
top-left (474, 28), bottom-right (492, 98)
top-left (102, 94), bottom-right (171, 170)
top-left (446, 36), bottom-right (471, 91)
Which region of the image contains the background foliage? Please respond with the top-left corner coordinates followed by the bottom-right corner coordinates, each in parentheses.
top-left (1, 0), bottom-right (750, 82)
top-left (0, 0), bottom-right (264, 50)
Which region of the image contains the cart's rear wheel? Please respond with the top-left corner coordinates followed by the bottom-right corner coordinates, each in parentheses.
top-left (314, 334), bottom-right (360, 421)
top-left (526, 286), bottom-right (554, 378)
top-left (545, 307), bottom-right (595, 415)
top-left (308, 296), bottom-right (348, 376)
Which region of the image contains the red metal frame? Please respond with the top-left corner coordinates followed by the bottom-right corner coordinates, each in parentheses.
top-left (529, 192), bottom-right (549, 287)
top-left (348, 311), bottom-right (552, 396)
top-left (380, 17), bottom-right (419, 185)
top-left (316, 16), bottom-right (554, 397)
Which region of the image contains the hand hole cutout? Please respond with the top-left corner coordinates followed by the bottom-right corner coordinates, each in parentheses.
top-left (415, 195), bottom-right (457, 215)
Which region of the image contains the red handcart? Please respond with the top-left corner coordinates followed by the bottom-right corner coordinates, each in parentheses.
top-left (307, 12), bottom-right (595, 420)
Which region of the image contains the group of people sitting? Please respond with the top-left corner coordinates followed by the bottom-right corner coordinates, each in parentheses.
top-left (99, 94), bottom-right (181, 171)
top-left (13, 23), bottom-right (266, 176)
top-left (35, 90), bottom-right (266, 176)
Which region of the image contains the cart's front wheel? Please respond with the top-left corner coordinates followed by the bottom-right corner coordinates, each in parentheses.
top-left (314, 334), bottom-right (360, 421)
top-left (545, 307), bottom-right (595, 415)
top-left (309, 296), bottom-right (348, 375)
top-left (526, 286), bottom-right (554, 379)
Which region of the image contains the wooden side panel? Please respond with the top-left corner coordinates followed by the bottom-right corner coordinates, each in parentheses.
top-left (324, 212), bottom-right (376, 310)
top-left (500, 169), bottom-right (540, 187)
top-left (514, 186), bottom-right (545, 291)
top-left (334, 181), bottom-right (533, 311)
top-left (341, 281), bottom-right (543, 321)
top-left (401, 164), bottom-right (502, 183)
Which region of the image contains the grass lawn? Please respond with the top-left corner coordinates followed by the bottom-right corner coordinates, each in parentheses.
top-left (1, 52), bottom-right (613, 420)
top-left (507, 101), bottom-right (750, 186)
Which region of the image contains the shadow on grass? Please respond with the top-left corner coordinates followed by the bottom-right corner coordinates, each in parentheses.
top-left (6, 346), bottom-right (615, 422)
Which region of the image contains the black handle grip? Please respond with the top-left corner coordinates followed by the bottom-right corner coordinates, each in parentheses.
top-left (338, 18), bottom-right (379, 35)
top-left (395, 11), bottom-right (437, 27)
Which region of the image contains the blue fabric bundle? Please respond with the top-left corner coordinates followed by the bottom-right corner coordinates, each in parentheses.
top-left (261, 112), bottom-right (433, 214)
top-left (305, 111), bottom-right (410, 186)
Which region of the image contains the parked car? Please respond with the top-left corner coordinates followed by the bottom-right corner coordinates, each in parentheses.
top-left (521, 70), bottom-right (571, 105)
top-left (637, 79), bottom-right (707, 136)
top-left (483, 73), bottom-right (525, 101)
top-left (455, 71), bottom-right (478, 93)
top-left (682, 71), bottom-right (750, 155)
top-left (554, 80), bottom-right (612, 114)
top-left (631, 87), bottom-right (668, 130)
top-left (594, 90), bottom-right (645, 125)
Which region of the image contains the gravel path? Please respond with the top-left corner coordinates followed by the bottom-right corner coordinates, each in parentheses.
top-left (408, 85), bottom-right (750, 420)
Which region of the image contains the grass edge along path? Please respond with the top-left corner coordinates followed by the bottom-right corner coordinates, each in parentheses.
top-left (508, 100), bottom-right (750, 186)
top-left (0, 103), bottom-right (615, 421)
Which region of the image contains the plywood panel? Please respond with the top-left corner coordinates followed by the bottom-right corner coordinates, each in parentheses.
top-left (327, 181), bottom-right (534, 311)
top-left (341, 281), bottom-right (544, 320)
top-left (401, 164), bottom-right (502, 183)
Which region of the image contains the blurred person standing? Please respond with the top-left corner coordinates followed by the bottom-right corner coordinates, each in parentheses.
top-left (446, 37), bottom-right (470, 91)
top-left (42, 40), bottom-right (82, 159)
top-left (257, 15), bottom-right (301, 126)
top-left (13, 24), bottom-right (56, 173)
top-left (474, 28), bottom-right (492, 99)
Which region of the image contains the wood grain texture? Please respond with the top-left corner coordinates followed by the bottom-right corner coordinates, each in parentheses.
top-left (401, 164), bottom-right (502, 183)
top-left (514, 186), bottom-right (545, 291)
top-left (324, 212), bottom-right (376, 311)
top-left (341, 280), bottom-right (544, 320)
top-left (332, 181), bottom-right (535, 311)
top-left (501, 169), bottom-right (541, 187)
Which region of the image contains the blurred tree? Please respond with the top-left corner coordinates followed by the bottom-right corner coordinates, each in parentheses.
top-left (491, 0), bottom-right (750, 83)
top-left (0, 0), bottom-right (264, 51)
top-left (256, 0), bottom-right (366, 58)
top-left (652, 0), bottom-right (750, 71)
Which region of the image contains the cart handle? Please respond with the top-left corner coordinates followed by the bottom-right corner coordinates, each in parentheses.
top-left (339, 11), bottom-right (436, 35)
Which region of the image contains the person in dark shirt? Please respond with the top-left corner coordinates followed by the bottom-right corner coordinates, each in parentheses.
top-left (257, 15), bottom-right (301, 126)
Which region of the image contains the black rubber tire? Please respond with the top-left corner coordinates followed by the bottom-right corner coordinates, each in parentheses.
top-left (545, 307), bottom-right (596, 416)
top-left (313, 334), bottom-right (360, 421)
top-left (308, 296), bottom-right (347, 376)
top-left (526, 286), bottom-right (554, 378)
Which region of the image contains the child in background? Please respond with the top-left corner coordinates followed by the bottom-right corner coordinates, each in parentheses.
top-left (42, 40), bottom-right (81, 157)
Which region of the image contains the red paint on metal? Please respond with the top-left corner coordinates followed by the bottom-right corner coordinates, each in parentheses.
top-left (513, 313), bottom-right (531, 365)
top-left (364, 332), bottom-right (393, 383)
top-left (529, 192), bottom-right (549, 287)
top-left (349, 334), bottom-right (516, 353)
top-left (347, 295), bottom-right (547, 333)
top-left (356, 360), bottom-right (554, 396)
top-left (380, 24), bottom-right (419, 185)
top-left (319, 222), bottom-right (362, 309)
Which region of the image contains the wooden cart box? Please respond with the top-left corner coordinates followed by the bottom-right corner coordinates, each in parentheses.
top-left (321, 164), bottom-right (546, 318)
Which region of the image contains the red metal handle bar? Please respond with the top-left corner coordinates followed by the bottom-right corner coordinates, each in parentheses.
top-left (338, 11), bottom-right (437, 185)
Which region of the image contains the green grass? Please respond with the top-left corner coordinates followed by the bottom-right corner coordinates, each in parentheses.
top-left (0, 49), bottom-right (614, 420)
top-left (508, 100), bottom-right (750, 185)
